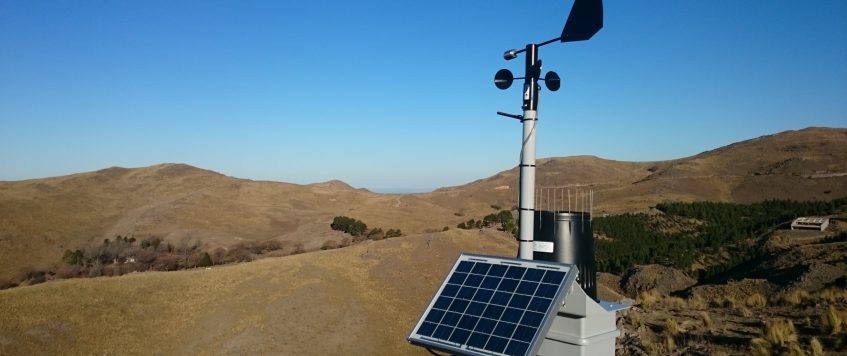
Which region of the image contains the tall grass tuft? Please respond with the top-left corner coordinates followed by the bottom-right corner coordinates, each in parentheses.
top-left (638, 290), bottom-right (661, 308)
top-left (665, 334), bottom-right (675, 353)
top-left (780, 290), bottom-right (810, 306)
top-left (700, 311), bottom-right (713, 330)
top-left (810, 337), bottom-right (823, 356)
top-left (750, 338), bottom-right (771, 356)
top-left (822, 304), bottom-right (843, 335)
top-left (746, 293), bottom-right (767, 308)
top-left (764, 319), bottom-right (798, 347)
top-left (666, 317), bottom-right (680, 336)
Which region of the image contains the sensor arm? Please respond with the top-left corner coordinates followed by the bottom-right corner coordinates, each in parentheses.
top-left (503, 36), bottom-right (562, 60)
top-left (496, 111), bottom-right (523, 120)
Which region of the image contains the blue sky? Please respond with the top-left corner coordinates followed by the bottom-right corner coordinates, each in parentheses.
top-left (1, 1), bottom-right (845, 192)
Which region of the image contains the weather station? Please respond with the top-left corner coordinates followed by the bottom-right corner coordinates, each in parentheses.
top-left (408, 0), bottom-right (628, 355)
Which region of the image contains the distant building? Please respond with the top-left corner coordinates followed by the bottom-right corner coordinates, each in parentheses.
top-left (791, 217), bottom-right (829, 231)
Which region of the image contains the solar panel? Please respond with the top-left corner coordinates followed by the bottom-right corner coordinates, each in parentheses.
top-left (408, 253), bottom-right (578, 356)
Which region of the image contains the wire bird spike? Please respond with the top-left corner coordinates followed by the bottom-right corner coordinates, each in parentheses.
top-left (535, 187), bottom-right (594, 214)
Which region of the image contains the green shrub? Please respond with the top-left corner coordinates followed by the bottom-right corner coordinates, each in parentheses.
top-left (197, 252), bottom-right (213, 267)
top-left (62, 249), bottom-right (84, 265)
top-left (330, 216), bottom-right (368, 236)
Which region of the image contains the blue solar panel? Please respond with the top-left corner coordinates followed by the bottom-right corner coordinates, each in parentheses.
top-left (408, 253), bottom-right (578, 356)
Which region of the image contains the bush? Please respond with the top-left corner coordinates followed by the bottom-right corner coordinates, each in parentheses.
top-left (197, 252), bottom-right (213, 267)
top-left (385, 229), bottom-right (402, 238)
top-left (55, 264), bottom-right (81, 279)
top-left (103, 264), bottom-right (122, 277)
top-left (26, 270), bottom-right (47, 285)
top-left (134, 249), bottom-right (158, 264)
top-left (62, 249), bottom-right (84, 265)
top-left (140, 237), bottom-right (162, 250)
top-left (367, 228), bottom-right (384, 240)
top-left (244, 240), bottom-right (282, 254)
top-left (0, 278), bottom-right (17, 290)
top-left (154, 255), bottom-right (181, 271)
top-left (87, 261), bottom-right (103, 277)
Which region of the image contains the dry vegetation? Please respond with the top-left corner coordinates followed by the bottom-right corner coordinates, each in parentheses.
top-left (0, 230), bottom-right (518, 355)
top-left (0, 127), bottom-right (846, 355)
top-left (617, 227), bottom-right (847, 355)
top-left (2, 128), bottom-right (845, 281)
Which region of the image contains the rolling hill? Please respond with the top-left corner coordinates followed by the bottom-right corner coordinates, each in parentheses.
top-left (0, 127), bottom-right (846, 355)
top-left (427, 127), bottom-right (847, 216)
top-left (0, 127), bottom-right (845, 281)
top-left (0, 230), bottom-right (517, 355)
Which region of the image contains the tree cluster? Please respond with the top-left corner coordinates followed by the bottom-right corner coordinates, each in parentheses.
top-left (457, 210), bottom-right (517, 236)
top-left (324, 216), bottom-right (403, 249)
top-left (594, 198), bottom-right (847, 279)
top-left (330, 216), bottom-right (368, 236)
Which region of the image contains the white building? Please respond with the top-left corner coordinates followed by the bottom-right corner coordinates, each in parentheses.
top-left (790, 217), bottom-right (829, 231)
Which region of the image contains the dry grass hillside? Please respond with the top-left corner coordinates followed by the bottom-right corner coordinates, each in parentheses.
top-left (0, 230), bottom-right (517, 355)
top-left (0, 164), bottom-right (458, 280)
top-left (2, 216), bottom-right (844, 355)
top-left (0, 127), bottom-right (844, 281)
top-left (426, 127), bottom-right (847, 216)
top-left (1, 127), bottom-right (846, 355)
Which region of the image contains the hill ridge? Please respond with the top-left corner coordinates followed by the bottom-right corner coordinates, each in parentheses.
top-left (0, 127), bottom-right (845, 280)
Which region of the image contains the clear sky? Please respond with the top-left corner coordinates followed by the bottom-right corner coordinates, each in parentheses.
top-left (1, 1), bottom-right (845, 192)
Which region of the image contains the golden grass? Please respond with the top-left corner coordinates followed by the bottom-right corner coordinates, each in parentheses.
top-left (751, 319), bottom-right (804, 356)
top-left (664, 296), bottom-right (687, 309)
top-left (666, 318), bottom-right (680, 336)
top-left (642, 339), bottom-right (663, 356)
top-left (750, 338), bottom-right (771, 356)
top-left (822, 304), bottom-right (844, 335)
top-left (665, 334), bottom-right (676, 353)
top-left (780, 290), bottom-right (811, 306)
top-left (0, 230), bottom-right (517, 355)
top-left (819, 287), bottom-right (847, 303)
top-left (689, 295), bottom-right (706, 309)
top-left (700, 311), bottom-right (713, 330)
top-left (638, 289), bottom-right (661, 308)
top-left (810, 337), bottom-right (823, 356)
top-left (711, 295), bottom-right (738, 309)
top-left (746, 293), bottom-right (767, 308)
top-left (630, 311), bottom-right (645, 329)
top-left (637, 289), bottom-right (687, 309)
top-left (786, 343), bottom-right (806, 356)
top-left (764, 319), bottom-right (798, 347)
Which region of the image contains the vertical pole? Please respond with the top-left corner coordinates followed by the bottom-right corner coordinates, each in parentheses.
top-left (518, 44), bottom-right (539, 260)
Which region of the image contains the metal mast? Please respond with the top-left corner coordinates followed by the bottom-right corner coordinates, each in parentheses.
top-left (493, 0), bottom-right (603, 260)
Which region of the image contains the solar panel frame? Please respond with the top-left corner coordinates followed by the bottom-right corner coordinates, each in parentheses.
top-left (408, 253), bottom-right (579, 356)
